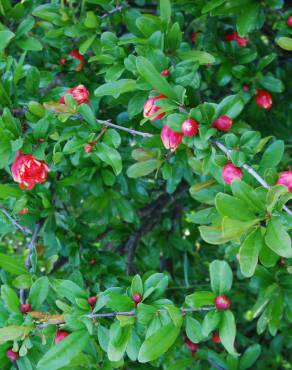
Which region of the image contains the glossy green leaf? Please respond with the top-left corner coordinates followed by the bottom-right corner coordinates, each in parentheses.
top-left (265, 218), bottom-right (292, 258)
top-left (0, 30), bottom-right (15, 50)
top-left (28, 276), bottom-right (49, 309)
top-left (185, 291), bottom-right (215, 308)
top-left (219, 311), bottom-right (238, 356)
top-left (127, 159), bottom-right (162, 178)
top-left (210, 260), bottom-right (233, 294)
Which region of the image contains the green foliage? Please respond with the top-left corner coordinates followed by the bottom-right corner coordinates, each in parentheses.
top-left (0, 0), bottom-right (291, 369)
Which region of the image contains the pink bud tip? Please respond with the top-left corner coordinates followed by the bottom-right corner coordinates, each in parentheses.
top-left (182, 118), bottom-right (199, 137)
top-left (212, 115), bottom-right (233, 132)
top-left (132, 292), bottom-right (142, 305)
top-left (214, 295), bottom-right (231, 310)
top-left (20, 303), bottom-right (31, 313)
top-left (255, 89), bottom-right (272, 109)
top-left (212, 332), bottom-right (221, 343)
top-left (276, 171), bottom-right (292, 192)
top-left (6, 349), bottom-right (19, 361)
top-left (222, 162), bottom-right (243, 184)
top-left (55, 330), bottom-right (70, 344)
top-left (88, 296), bottom-right (97, 306)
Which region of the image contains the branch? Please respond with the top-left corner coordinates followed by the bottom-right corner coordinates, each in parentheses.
top-left (212, 140), bottom-right (292, 216)
top-left (19, 221), bottom-right (43, 303)
top-left (101, 3), bottom-right (129, 19)
top-left (126, 182), bottom-right (189, 275)
top-left (97, 119), bottom-right (153, 138)
top-left (1, 208), bottom-right (32, 235)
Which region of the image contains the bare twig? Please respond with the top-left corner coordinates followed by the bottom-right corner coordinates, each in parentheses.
top-left (101, 3), bottom-right (129, 19)
top-left (97, 119), bottom-right (153, 138)
top-left (1, 208), bottom-right (32, 235)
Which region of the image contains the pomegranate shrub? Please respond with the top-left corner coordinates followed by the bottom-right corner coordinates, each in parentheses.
top-left (0, 1), bottom-right (291, 369)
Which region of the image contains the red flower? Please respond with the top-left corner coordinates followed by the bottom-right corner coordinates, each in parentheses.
top-left (143, 95), bottom-right (166, 121)
top-left (132, 292), bottom-right (142, 305)
top-left (212, 332), bottom-right (221, 343)
top-left (222, 162), bottom-right (242, 184)
top-left (84, 143), bottom-right (93, 153)
top-left (214, 295), bottom-right (231, 310)
top-left (160, 69), bottom-right (170, 76)
top-left (70, 49), bottom-right (85, 71)
top-left (6, 349), bottom-right (19, 361)
top-left (20, 303), bottom-right (31, 313)
top-left (11, 152), bottom-right (49, 190)
top-left (184, 338), bottom-right (199, 357)
top-left (225, 32), bottom-right (248, 47)
top-left (55, 330), bottom-right (70, 344)
top-left (276, 171), bottom-right (292, 192)
top-left (255, 89), bottom-right (272, 109)
top-left (161, 125), bottom-right (183, 151)
top-left (287, 16), bottom-right (292, 27)
top-left (19, 207), bottom-right (29, 215)
top-left (191, 32), bottom-right (197, 44)
top-left (88, 296), bottom-right (97, 306)
top-left (59, 84), bottom-right (89, 105)
top-left (181, 118), bottom-right (199, 137)
top-left (212, 115), bottom-right (233, 132)
top-left (59, 58), bottom-right (66, 65)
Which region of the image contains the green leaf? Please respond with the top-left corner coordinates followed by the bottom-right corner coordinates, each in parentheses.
top-left (52, 279), bottom-right (87, 303)
top-left (131, 275), bottom-right (143, 296)
top-left (78, 104), bottom-right (99, 127)
top-left (108, 321), bottom-right (132, 362)
top-left (201, 0), bottom-right (226, 13)
top-left (222, 217), bottom-right (258, 241)
top-left (236, 4), bottom-right (260, 36)
top-left (219, 311), bottom-right (238, 356)
top-left (138, 323), bottom-right (180, 363)
top-left (276, 37), bottom-right (292, 51)
top-left (159, 0), bottom-right (171, 23)
top-left (259, 75), bottom-right (284, 93)
top-left (95, 142), bottom-right (122, 175)
top-left (210, 260), bottom-right (233, 294)
top-left (266, 185), bottom-right (288, 213)
top-left (239, 228), bottom-right (263, 277)
top-left (127, 159), bottom-right (162, 178)
top-left (36, 331), bottom-right (90, 370)
top-left (1, 285), bottom-right (20, 313)
top-left (16, 37), bottom-right (43, 51)
top-left (28, 276), bottom-right (49, 309)
top-left (95, 79), bottom-right (138, 98)
top-left (185, 316), bottom-right (204, 342)
top-left (217, 94), bottom-right (244, 119)
top-left (265, 218), bottom-right (292, 258)
top-left (178, 50), bottom-right (215, 65)
top-left (0, 253), bottom-right (27, 275)
top-left (0, 185), bottom-right (22, 199)
top-left (239, 344), bottom-right (261, 370)
top-left (136, 56), bottom-right (177, 100)
top-left (215, 193), bottom-right (255, 221)
top-left (202, 310), bottom-right (221, 337)
top-left (0, 326), bottom-right (30, 344)
top-left (0, 30), bottom-right (15, 50)
top-left (185, 291), bottom-right (215, 308)
top-left (259, 140), bottom-right (284, 173)
top-left (231, 180), bottom-right (265, 213)
top-left (199, 225), bottom-right (234, 245)
top-left (15, 16), bottom-right (35, 38)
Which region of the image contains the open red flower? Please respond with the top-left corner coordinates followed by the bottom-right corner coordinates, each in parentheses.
top-left (70, 49), bottom-right (85, 71)
top-left (225, 32), bottom-right (248, 47)
top-left (11, 152), bottom-right (49, 190)
top-left (59, 84), bottom-right (89, 105)
top-left (161, 125), bottom-right (183, 151)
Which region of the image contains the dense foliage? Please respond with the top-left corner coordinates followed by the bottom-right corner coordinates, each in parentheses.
top-left (0, 0), bottom-right (292, 369)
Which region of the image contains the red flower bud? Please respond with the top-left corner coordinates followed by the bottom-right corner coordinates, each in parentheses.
top-left (143, 95), bottom-right (166, 121)
top-left (184, 338), bottom-right (199, 357)
top-left (225, 32), bottom-right (248, 47)
top-left (212, 332), bottom-right (221, 343)
top-left (6, 349), bottom-right (19, 361)
top-left (276, 171), bottom-right (292, 192)
top-left (20, 303), bottom-right (31, 313)
top-left (212, 115), bottom-right (233, 132)
top-left (222, 162), bottom-right (243, 184)
top-left (19, 208), bottom-right (29, 215)
top-left (89, 259), bottom-right (96, 265)
top-left (191, 32), bottom-right (197, 43)
top-left (88, 296), bottom-right (97, 306)
top-left (84, 143), bottom-right (93, 153)
top-left (11, 152), bottom-right (49, 190)
top-left (161, 69), bottom-right (170, 76)
top-left (161, 125), bottom-right (183, 151)
top-left (132, 292), bottom-right (142, 305)
top-left (214, 295), bottom-right (231, 310)
top-left (70, 49), bottom-right (85, 71)
top-left (55, 330), bottom-right (70, 344)
top-left (59, 58), bottom-right (66, 65)
top-left (255, 89), bottom-right (272, 109)
top-left (182, 118), bottom-right (199, 137)
top-left (243, 84), bottom-right (249, 91)
top-left (59, 84), bottom-right (90, 105)
top-left (287, 16), bottom-right (292, 27)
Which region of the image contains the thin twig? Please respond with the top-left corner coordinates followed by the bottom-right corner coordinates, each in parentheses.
top-left (212, 140), bottom-right (292, 216)
top-left (101, 3), bottom-right (129, 19)
top-left (1, 208), bottom-right (32, 235)
top-left (97, 119), bottom-right (153, 138)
